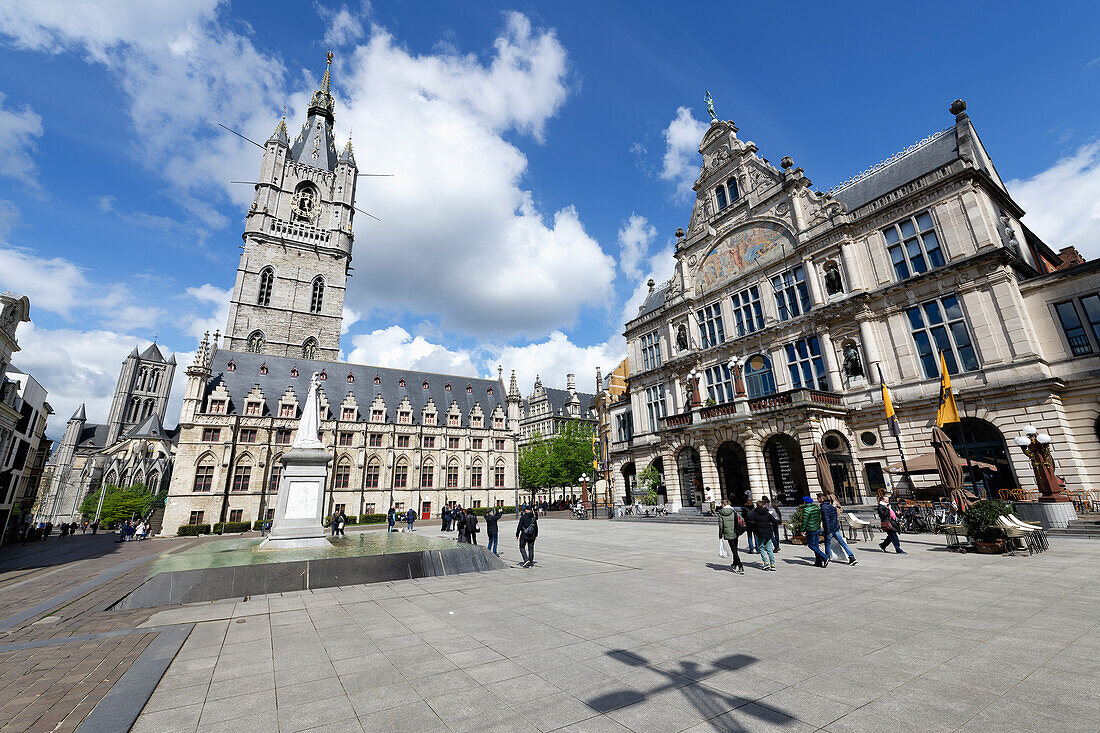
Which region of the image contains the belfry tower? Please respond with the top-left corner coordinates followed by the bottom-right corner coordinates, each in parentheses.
top-left (223, 52), bottom-right (358, 361)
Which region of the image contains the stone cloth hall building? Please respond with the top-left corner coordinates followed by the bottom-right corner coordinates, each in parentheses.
top-left (160, 57), bottom-right (520, 534)
top-left (608, 100), bottom-right (1100, 510)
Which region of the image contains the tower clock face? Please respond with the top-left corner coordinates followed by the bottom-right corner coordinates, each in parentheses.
top-left (292, 187), bottom-right (319, 223)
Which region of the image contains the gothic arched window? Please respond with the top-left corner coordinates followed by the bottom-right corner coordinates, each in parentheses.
top-left (310, 276), bottom-right (324, 314)
top-left (247, 331), bottom-right (265, 354)
top-left (149, 370), bottom-right (160, 391)
top-left (302, 338), bottom-right (318, 360)
top-left (257, 267), bottom-right (274, 306)
top-left (744, 354), bottom-right (776, 399)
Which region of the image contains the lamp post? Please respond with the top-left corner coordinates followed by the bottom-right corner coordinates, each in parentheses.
top-left (1013, 425), bottom-right (1067, 502)
top-left (687, 369), bottom-right (701, 409)
top-left (728, 355), bottom-right (746, 398)
top-left (580, 472), bottom-right (590, 516)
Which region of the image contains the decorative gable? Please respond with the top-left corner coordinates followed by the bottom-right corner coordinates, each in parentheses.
top-left (278, 387), bottom-right (298, 418)
top-left (244, 384), bottom-right (266, 416)
top-left (422, 398), bottom-right (437, 426)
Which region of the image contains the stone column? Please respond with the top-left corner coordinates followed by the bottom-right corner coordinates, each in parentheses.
top-left (858, 319), bottom-right (881, 384)
top-left (698, 442), bottom-right (720, 496)
top-left (819, 331), bottom-right (843, 391)
top-left (839, 239), bottom-right (862, 291)
top-left (743, 435), bottom-right (770, 502)
top-left (661, 446), bottom-right (682, 511)
top-left (803, 258), bottom-right (822, 307)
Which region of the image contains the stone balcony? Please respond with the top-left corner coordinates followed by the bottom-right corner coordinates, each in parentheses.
top-left (659, 388), bottom-right (846, 431)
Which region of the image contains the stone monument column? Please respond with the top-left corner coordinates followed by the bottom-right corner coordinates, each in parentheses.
top-left (261, 372), bottom-right (333, 549)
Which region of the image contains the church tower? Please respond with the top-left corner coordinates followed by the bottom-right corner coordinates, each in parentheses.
top-left (223, 52), bottom-right (358, 362)
top-left (104, 343), bottom-right (177, 446)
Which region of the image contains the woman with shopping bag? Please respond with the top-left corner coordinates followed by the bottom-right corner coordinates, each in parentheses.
top-left (716, 499), bottom-right (745, 574)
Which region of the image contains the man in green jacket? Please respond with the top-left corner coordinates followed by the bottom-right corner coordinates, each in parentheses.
top-left (800, 496), bottom-right (830, 567)
top-left (716, 499), bottom-right (744, 574)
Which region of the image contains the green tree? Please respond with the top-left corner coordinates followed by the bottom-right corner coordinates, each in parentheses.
top-left (549, 421), bottom-right (594, 490)
top-left (79, 483), bottom-right (159, 526)
top-left (637, 465), bottom-right (661, 505)
top-left (519, 431), bottom-right (550, 498)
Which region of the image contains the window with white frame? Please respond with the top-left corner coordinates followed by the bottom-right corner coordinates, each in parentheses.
top-left (784, 336), bottom-right (829, 391)
top-left (883, 211), bottom-right (945, 281)
top-left (704, 364), bottom-right (734, 403)
top-left (906, 295), bottom-right (979, 378)
top-left (696, 302), bottom-right (726, 349)
top-left (640, 330), bottom-right (661, 371)
top-left (730, 285), bottom-right (764, 337)
top-left (771, 265), bottom-right (811, 321)
top-left (644, 384), bottom-right (666, 432)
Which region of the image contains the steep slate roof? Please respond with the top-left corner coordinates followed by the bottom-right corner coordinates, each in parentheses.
top-left (636, 285), bottom-right (669, 320)
top-left (124, 413), bottom-right (172, 442)
top-left (209, 350), bottom-right (506, 426)
top-left (76, 423), bottom-right (111, 449)
top-left (138, 343), bottom-right (166, 362)
top-left (830, 127), bottom-right (960, 211)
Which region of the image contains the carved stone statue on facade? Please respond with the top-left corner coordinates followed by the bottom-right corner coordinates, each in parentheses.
top-left (824, 266), bottom-right (843, 296)
top-left (842, 345), bottom-right (864, 379)
top-left (676, 324), bottom-right (689, 352)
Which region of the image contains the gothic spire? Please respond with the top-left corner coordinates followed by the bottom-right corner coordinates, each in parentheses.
top-left (269, 112), bottom-right (289, 147)
top-left (306, 50), bottom-right (335, 124)
top-left (70, 402), bottom-right (86, 422)
top-left (338, 137), bottom-right (356, 167)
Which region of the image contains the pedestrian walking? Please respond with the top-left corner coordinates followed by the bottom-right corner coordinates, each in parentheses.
top-left (455, 507), bottom-right (468, 543)
top-left (819, 493), bottom-right (856, 565)
top-left (333, 510), bottom-right (346, 537)
top-left (484, 506), bottom-right (503, 555)
top-left (406, 507), bottom-right (416, 531)
top-left (877, 490), bottom-right (905, 554)
top-left (81, 521), bottom-right (88, 534)
top-left (90, 520), bottom-right (99, 535)
top-left (800, 496), bottom-right (830, 567)
top-left (464, 508), bottom-right (479, 545)
top-left (762, 497), bottom-right (782, 554)
top-left (441, 506), bottom-right (450, 532)
top-left (716, 499), bottom-right (745, 573)
top-left (740, 500), bottom-right (757, 553)
top-left (387, 505), bottom-right (396, 532)
top-left (704, 487), bottom-right (716, 515)
top-left (746, 498), bottom-right (776, 570)
top-left (135, 521), bottom-right (147, 540)
top-left (516, 506), bottom-right (538, 567)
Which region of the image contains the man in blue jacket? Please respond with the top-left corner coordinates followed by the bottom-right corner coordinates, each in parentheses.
top-left (819, 493), bottom-right (857, 566)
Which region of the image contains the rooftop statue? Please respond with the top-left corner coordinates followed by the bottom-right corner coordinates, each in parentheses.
top-left (704, 90), bottom-right (717, 122)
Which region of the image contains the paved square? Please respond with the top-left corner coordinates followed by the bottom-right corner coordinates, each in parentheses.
top-left (135, 519), bottom-right (1100, 732)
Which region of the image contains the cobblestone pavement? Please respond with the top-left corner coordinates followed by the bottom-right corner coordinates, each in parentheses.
top-left (134, 519), bottom-right (1100, 733)
top-left (0, 534), bottom-right (198, 732)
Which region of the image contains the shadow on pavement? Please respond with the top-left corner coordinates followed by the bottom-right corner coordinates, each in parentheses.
top-left (0, 534), bottom-right (127, 577)
top-left (585, 649), bottom-right (794, 730)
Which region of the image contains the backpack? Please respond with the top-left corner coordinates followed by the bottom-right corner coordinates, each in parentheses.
top-left (734, 513), bottom-right (746, 535)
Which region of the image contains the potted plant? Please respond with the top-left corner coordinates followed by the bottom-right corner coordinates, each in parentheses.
top-left (962, 499), bottom-right (1013, 553)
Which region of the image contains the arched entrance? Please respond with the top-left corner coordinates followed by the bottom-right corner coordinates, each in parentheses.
top-left (763, 434), bottom-right (807, 506)
top-left (716, 442), bottom-right (750, 506)
top-left (677, 447), bottom-right (703, 507)
top-left (942, 418), bottom-right (1017, 498)
top-left (620, 462), bottom-right (636, 504)
top-left (822, 431), bottom-right (858, 505)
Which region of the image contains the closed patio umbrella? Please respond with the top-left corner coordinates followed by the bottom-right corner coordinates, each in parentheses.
top-left (813, 443), bottom-right (835, 501)
top-left (932, 426), bottom-right (973, 513)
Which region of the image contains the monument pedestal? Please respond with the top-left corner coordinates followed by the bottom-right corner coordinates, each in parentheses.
top-left (258, 446), bottom-right (332, 551)
top-left (1013, 500), bottom-right (1078, 529)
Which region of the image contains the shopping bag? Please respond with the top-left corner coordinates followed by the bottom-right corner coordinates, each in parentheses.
top-left (718, 540), bottom-right (729, 559)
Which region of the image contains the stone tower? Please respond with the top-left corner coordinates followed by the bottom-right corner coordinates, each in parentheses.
top-left (104, 343), bottom-right (177, 446)
top-left (223, 52), bottom-right (358, 362)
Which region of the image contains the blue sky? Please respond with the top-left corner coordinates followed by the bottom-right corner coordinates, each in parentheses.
top-left (0, 1), bottom-right (1098, 437)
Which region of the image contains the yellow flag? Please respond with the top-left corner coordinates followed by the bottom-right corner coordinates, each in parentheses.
top-left (878, 364), bottom-right (901, 437)
top-left (936, 351), bottom-right (960, 426)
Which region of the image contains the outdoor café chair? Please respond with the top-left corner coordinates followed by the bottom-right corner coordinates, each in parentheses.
top-left (846, 512), bottom-right (873, 541)
top-left (996, 515), bottom-right (1031, 556)
top-left (1007, 515), bottom-right (1048, 551)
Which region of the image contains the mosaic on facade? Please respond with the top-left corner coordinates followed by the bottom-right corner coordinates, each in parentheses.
top-left (696, 221), bottom-right (793, 294)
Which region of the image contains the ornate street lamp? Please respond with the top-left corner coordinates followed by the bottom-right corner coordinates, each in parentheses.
top-left (1013, 425), bottom-right (1067, 502)
top-left (687, 369), bottom-right (702, 408)
top-left (580, 472), bottom-right (590, 514)
top-left (728, 355), bottom-right (746, 398)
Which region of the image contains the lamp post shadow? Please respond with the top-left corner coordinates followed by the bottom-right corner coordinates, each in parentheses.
top-left (586, 649), bottom-right (797, 730)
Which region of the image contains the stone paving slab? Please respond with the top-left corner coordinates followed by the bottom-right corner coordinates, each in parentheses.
top-left (129, 520), bottom-right (1100, 732)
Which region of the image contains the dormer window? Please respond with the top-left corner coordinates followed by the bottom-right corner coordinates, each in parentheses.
top-left (227, 360), bottom-right (235, 372)
top-left (279, 404), bottom-right (295, 418)
top-left (448, 414), bottom-right (460, 427)
top-left (371, 409), bottom-right (383, 422)
top-left (245, 402), bottom-right (262, 416)
top-left (471, 416), bottom-right (483, 428)
top-left (398, 378), bottom-right (406, 388)
top-left (209, 399), bottom-right (227, 414)
top-left (398, 411), bottom-right (411, 424)
top-left (374, 375), bottom-right (381, 385)
top-left (319, 370), bottom-right (327, 381)
top-left (493, 417), bottom-right (503, 428)
top-left (466, 385), bottom-right (473, 394)
top-left (422, 380), bottom-right (429, 389)
top-left (445, 383), bottom-right (451, 392)
top-left (347, 373), bottom-right (354, 383)
top-left (291, 367), bottom-right (299, 378)
top-left (341, 407), bottom-right (355, 420)
top-left (259, 363), bottom-right (268, 375)
top-left (486, 387), bottom-right (493, 396)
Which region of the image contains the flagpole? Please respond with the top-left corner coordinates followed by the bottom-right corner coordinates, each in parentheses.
top-left (952, 386), bottom-right (978, 496)
top-left (878, 364), bottom-right (911, 493)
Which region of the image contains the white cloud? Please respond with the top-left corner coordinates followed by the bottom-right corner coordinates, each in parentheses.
top-left (179, 283), bottom-right (230, 341)
top-left (619, 243), bottom-right (676, 328)
top-left (0, 246), bottom-right (89, 316)
top-left (0, 93), bottom-right (43, 187)
top-left (617, 213), bottom-right (656, 280)
top-left (487, 331), bottom-right (623, 398)
top-left (316, 2), bottom-right (367, 47)
top-left (660, 105), bottom-right (706, 201)
top-left (1008, 142), bottom-right (1100, 260)
top-left (346, 325), bottom-right (477, 375)
top-left (337, 15), bottom-right (615, 337)
top-left (0, 200), bottom-right (21, 239)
